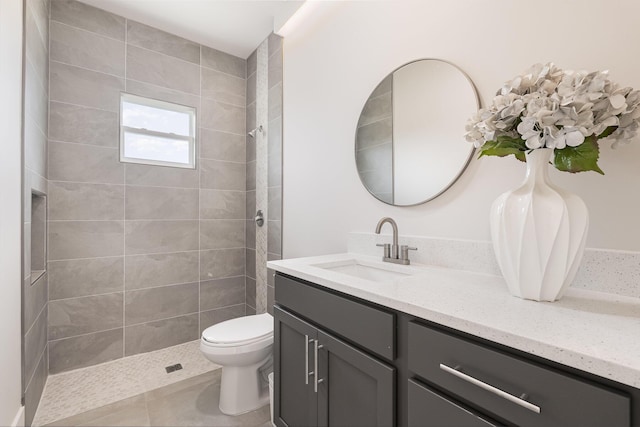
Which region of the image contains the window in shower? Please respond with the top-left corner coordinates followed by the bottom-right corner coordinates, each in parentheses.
top-left (119, 93), bottom-right (197, 169)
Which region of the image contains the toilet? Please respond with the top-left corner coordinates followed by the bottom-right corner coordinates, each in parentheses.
top-left (200, 313), bottom-right (274, 415)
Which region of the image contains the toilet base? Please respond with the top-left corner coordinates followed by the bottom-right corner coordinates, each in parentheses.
top-left (218, 357), bottom-right (271, 415)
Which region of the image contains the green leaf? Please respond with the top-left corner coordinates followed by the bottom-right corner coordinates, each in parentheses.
top-left (553, 136), bottom-right (604, 174)
top-left (597, 126), bottom-right (617, 139)
top-left (478, 135), bottom-right (527, 162)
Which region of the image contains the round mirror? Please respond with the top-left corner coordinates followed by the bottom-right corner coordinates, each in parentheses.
top-left (355, 59), bottom-right (479, 206)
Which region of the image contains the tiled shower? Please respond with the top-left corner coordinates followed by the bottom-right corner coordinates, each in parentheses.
top-left (21, 0), bottom-right (283, 423)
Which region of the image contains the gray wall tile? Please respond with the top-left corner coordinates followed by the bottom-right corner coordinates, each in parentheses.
top-left (127, 20), bottom-right (200, 64)
top-left (200, 276), bottom-right (245, 311)
top-left (358, 91), bottom-right (392, 127)
top-left (125, 79), bottom-right (200, 111)
top-left (246, 190), bottom-right (256, 220)
top-left (125, 314), bottom-right (198, 356)
top-left (201, 46), bottom-right (245, 78)
top-left (246, 102), bottom-right (256, 140)
top-left (246, 72), bottom-right (256, 105)
top-left (24, 116), bottom-right (47, 177)
top-left (246, 135), bottom-right (256, 164)
top-left (49, 142), bottom-right (124, 184)
top-left (24, 60), bottom-right (48, 133)
top-left (267, 286), bottom-right (274, 315)
top-left (49, 181), bottom-right (124, 220)
top-left (50, 61), bottom-right (124, 112)
top-left (247, 160), bottom-right (256, 191)
top-left (201, 98), bottom-right (245, 134)
top-left (268, 150), bottom-right (282, 188)
top-left (49, 257), bottom-right (124, 300)
top-left (200, 248), bottom-right (245, 280)
top-left (201, 67), bottom-right (245, 106)
top-left (199, 304), bottom-right (245, 335)
top-left (49, 328), bottom-right (123, 374)
top-left (125, 252), bottom-right (199, 290)
top-left (125, 282), bottom-right (198, 325)
top-left (125, 163), bottom-right (199, 188)
top-left (126, 45), bottom-right (200, 95)
top-left (268, 82), bottom-right (282, 122)
top-left (26, 0), bottom-right (49, 42)
top-left (267, 50), bottom-right (282, 90)
top-left (245, 277), bottom-right (256, 310)
top-left (24, 273), bottom-right (47, 332)
top-left (49, 220), bottom-right (124, 260)
top-left (200, 190), bottom-right (245, 220)
top-left (356, 117), bottom-right (393, 150)
top-left (24, 308), bottom-right (47, 386)
top-left (246, 49), bottom-right (257, 77)
top-left (268, 117), bottom-right (282, 159)
top-left (50, 21), bottom-right (125, 76)
top-left (125, 220), bottom-right (198, 255)
top-left (268, 33), bottom-right (282, 58)
top-left (268, 187), bottom-right (281, 221)
top-left (49, 292), bottom-right (124, 340)
top-left (246, 220), bottom-right (255, 249)
top-left (268, 220), bottom-right (282, 256)
top-left (201, 159), bottom-right (245, 191)
top-left (25, 8), bottom-right (48, 90)
top-left (200, 219), bottom-right (244, 250)
top-left (49, 102), bottom-right (118, 147)
top-left (246, 248), bottom-right (256, 279)
top-left (51, 0), bottom-right (126, 41)
top-left (370, 74), bottom-right (392, 98)
top-left (125, 186), bottom-right (198, 220)
top-left (24, 345), bottom-right (47, 427)
top-left (200, 128), bottom-right (245, 162)
top-left (246, 305), bottom-right (256, 316)
top-left (356, 143), bottom-right (393, 172)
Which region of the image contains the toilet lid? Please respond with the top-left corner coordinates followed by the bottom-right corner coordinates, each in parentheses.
top-left (202, 313), bottom-right (273, 344)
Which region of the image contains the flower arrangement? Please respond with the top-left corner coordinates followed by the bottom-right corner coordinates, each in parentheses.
top-left (465, 63), bottom-right (640, 174)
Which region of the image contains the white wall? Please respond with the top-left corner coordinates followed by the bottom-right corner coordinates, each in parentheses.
top-left (282, 0), bottom-right (640, 257)
top-left (0, 0), bottom-right (25, 425)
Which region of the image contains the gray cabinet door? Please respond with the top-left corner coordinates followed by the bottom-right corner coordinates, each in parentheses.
top-left (317, 330), bottom-right (395, 427)
top-left (274, 306), bottom-right (318, 427)
top-left (408, 379), bottom-right (499, 427)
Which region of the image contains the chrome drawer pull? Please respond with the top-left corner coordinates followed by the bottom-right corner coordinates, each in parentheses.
top-left (439, 363), bottom-right (541, 414)
top-left (314, 340), bottom-right (324, 393)
top-left (305, 335), bottom-right (311, 385)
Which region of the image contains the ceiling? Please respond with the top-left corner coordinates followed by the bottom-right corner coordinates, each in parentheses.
top-left (78, 0), bottom-right (305, 59)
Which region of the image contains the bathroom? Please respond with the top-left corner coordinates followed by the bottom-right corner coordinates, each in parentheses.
top-left (1, 0), bottom-right (639, 426)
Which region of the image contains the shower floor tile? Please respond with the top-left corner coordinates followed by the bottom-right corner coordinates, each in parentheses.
top-left (33, 340), bottom-right (220, 426)
top-left (43, 371), bottom-right (271, 427)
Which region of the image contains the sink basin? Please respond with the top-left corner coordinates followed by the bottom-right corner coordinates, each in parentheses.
top-left (311, 258), bottom-right (417, 283)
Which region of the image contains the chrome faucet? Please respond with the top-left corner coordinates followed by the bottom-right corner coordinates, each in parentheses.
top-left (374, 217), bottom-right (417, 265)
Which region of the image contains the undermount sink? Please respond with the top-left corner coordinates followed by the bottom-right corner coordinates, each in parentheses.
top-left (311, 258), bottom-right (417, 283)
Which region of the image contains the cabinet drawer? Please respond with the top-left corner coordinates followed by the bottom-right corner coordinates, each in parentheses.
top-left (275, 273), bottom-right (395, 360)
top-left (408, 379), bottom-right (498, 427)
top-left (408, 322), bottom-right (630, 426)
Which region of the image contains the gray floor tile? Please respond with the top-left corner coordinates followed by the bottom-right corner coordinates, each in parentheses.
top-left (44, 394), bottom-right (149, 427)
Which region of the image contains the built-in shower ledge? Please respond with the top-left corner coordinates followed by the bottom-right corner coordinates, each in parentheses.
top-left (32, 340), bottom-right (219, 426)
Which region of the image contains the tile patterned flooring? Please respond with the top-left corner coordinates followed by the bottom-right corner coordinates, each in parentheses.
top-left (33, 340), bottom-right (261, 426)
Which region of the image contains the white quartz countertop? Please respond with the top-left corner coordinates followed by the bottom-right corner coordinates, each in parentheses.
top-left (267, 253), bottom-right (640, 389)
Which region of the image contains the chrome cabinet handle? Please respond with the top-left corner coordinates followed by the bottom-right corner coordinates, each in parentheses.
top-left (314, 340), bottom-right (324, 393)
top-left (305, 335), bottom-right (312, 385)
top-left (439, 363), bottom-right (541, 414)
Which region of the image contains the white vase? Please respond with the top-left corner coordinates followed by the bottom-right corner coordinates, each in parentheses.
top-left (490, 148), bottom-right (589, 301)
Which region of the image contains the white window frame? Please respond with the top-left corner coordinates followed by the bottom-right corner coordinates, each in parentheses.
top-left (119, 93), bottom-right (197, 169)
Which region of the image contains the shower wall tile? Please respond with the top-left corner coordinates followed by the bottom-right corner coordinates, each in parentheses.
top-left (126, 45), bottom-right (200, 95)
top-left (51, 0), bottom-right (126, 41)
top-left (246, 161), bottom-right (256, 191)
top-left (268, 150), bottom-right (281, 188)
top-left (199, 304), bottom-right (245, 335)
top-left (356, 117), bottom-right (393, 150)
top-left (49, 102), bottom-right (118, 147)
top-left (246, 305), bottom-right (256, 316)
top-left (200, 276), bottom-right (246, 311)
top-left (126, 20), bottom-right (200, 64)
top-left (268, 33), bottom-right (282, 58)
top-left (25, 346), bottom-right (47, 427)
top-left (246, 277), bottom-right (256, 310)
top-left (49, 142), bottom-right (124, 184)
top-left (200, 128), bottom-right (246, 162)
top-left (25, 7), bottom-right (48, 87)
top-left (49, 328), bottom-right (124, 374)
top-left (268, 187), bottom-right (282, 221)
top-left (50, 21), bottom-right (125, 76)
top-left (246, 220), bottom-right (256, 249)
top-left (201, 67), bottom-right (246, 107)
top-left (201, 159), bottom-right (245, 191)
top-left (49, 257), bottom-right (124, 300)
top-left (267, 220), bottom-right (282, 256)
top-left (125, 163), bottom-right (199, 188)
top-left (200, 219), bottom-right (245, 250)
top-left (125, 79), bottom-right (200, 111)
top-left (267, 50), bottom-right (282, 90)
top-left (125, 186), bottom-right (198, 220)
top-left (124, 282), bottom-right (199, 325)
top-left (246, 248), bottom-right (256, 279)
top-left (24, 61), bottom-right (48, 133)
top-left (246, 190), bottom-right (256, 219)
top-left (49, 181), bottom-right (124, 220)
top-left (201, 46), bottom-right (245, 78)
top-left (125, 252), bottom-right (199, 290)
top-left (125, 220), bottom-right (198, 255)
top-left (24, 307), bottom-right (47, 385)
top-left (358, 91), bottom-right (392, 127)
top-left (48, 293), bottom-right (124, 340)
top-left (247, 72), bottom-right (256, 105)
top-left (268, 117), bottom-right (282, 159)
top-left (268, 82), bottom-right (282, 122)
top-left (247, 49), bottom-right (257, 77)
top-left (200, 190), bottom-right (245, 219)
top-left (50, 61), bottom-right (124, 112)
top-left (246, 102), bottom-right (256, 139)
top-left (23, 273), bottom-right (47, 332)
top-left (200, 248), bottom-right (245, 280)
top-left (124, 314), bottom-right (199, 356)
top-left (201, 99), bottom-right (245, 134)
top-left (48, 220), bottom-right (124, 260)
top-left (24, 116), bottom-right (47, 175)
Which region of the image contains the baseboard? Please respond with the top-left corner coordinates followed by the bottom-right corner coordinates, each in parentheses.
top-left (10, 406), bottom-right (24, 427)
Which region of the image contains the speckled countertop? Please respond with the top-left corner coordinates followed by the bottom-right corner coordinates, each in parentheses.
top-left (267, 253), bottom-right (640, 389)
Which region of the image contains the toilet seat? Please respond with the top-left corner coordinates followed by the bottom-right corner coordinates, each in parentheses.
top-left (201, 313), bottom-right (273, 353)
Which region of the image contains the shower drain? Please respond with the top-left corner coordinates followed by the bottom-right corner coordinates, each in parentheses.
top-left (165, 363), bottom-right (183, 373)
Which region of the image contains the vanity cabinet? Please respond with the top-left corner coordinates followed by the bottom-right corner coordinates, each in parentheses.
top-left (274, 272), bottom-right (637, 427)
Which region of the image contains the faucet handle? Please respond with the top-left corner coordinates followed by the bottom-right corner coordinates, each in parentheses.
top-left (376, 243), bottom-right (391, 259)
top-left (400, 245), bottom-right (417, 262)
